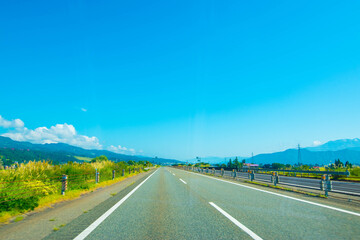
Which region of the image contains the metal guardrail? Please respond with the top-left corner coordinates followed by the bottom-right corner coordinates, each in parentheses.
top-left (181, 166), bottom-right (360, 197)
top-left (237, 168), bottom-right (350, 176)
top-left (207, 167), bottom-right (350, 176)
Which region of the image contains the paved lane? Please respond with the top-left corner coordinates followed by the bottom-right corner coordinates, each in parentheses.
top-left (82, 168), bottom-right (251, 240)
top-left (47, 167), bottom-right (360, 240)
top-left (173, 168), bottom-right (360, 240)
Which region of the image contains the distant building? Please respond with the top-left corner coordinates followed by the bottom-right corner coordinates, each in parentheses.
top-left (243, 163), bottom-right (259, 168)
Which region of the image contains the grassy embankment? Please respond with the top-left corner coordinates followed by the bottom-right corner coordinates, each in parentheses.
top-left (0, 160), bottom-right (150, 223)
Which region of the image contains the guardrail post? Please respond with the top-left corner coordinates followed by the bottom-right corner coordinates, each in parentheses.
top-left (233, 169), bottom-right (237, 178)
top-left (321, 174), bottom-right (332, 197)
top-left (61, 174), bottom-right (68, 195)
top-left (213, 168), bottom-right (215, 175)
top-left (248, 170), bottom-right (255, 181)
top-left (320, 174), bottom-right (325, 191)
top-left (129, 168), bottom-right (131, 174)
top-left (326, 174), bottom-right (332, 197)
top-left (122, 169), bottom-right (125, 176)
top-left (112, 170), bottom-right (115, 180)
top-left (96, 170), bottom-right (100, 183)
top-left (271, 172), bottom-right (279, 186)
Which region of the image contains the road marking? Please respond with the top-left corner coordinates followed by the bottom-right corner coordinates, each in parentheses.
top-left (209, 202), bottom-right (262, 240)
top-left (172, 173), bottom-right (175, 176)
top-left (73, 169), bottom-right (158, 240)
top-left (180, 169), bottom-right (360, 217)
top-left (179, 178), bottom-right (187, 184)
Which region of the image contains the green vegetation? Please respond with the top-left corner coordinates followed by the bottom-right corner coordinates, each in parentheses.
top-left (91, 155), bottom-right (109, 163)
top-left (0, 157), bottom-right (152, 223)
top-left (13, 216), bottom-right (24, 222)
top-left (74, 156), bottom-right (92, 162)
top-left (0, 148), bottom-right (76, 166)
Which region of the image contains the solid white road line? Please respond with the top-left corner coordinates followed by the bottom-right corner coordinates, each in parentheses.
top-left (178, 169), bottom-right (360, 217)
top-left (209, 202), bottom-right (262, 240)
top-left (172, 173), bottom-right (175, 176)
top-left (73, 169), bottom-right (159, 240)
top-left (179, 178), bottom-right (187, 184)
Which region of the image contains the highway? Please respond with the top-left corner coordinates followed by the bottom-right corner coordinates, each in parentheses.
top-left (46, 167), bottom-right (360, 240)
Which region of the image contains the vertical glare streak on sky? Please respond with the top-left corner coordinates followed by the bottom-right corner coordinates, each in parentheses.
top-left (0, 0), bottom-right (360, 159)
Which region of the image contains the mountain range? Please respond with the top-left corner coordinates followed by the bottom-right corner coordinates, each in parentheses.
top-left (2, 136), bottom-right (360, 166)
top-left (191, 138), bottom-right (360, 165)
top-left (0, 136), bottom-right (181, 165)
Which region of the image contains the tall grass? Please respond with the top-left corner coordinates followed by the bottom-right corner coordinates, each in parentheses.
top-left (0, 160), bottom-right (146, 215)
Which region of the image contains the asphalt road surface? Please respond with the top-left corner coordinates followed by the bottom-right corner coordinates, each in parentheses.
top-left (46, 167), bottom-right (360, 240)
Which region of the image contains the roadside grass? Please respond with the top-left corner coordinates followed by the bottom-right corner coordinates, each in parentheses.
top-left (13, 216), bottom-right (24, 222)
top-left (52, 224), bottom-right (66, 231)
top-left (0, 170), bottom-right (144, 224)
top-left (244, 180), bottom-right (327, 198)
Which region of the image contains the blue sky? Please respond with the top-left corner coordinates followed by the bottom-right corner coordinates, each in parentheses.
top-left (1, 0), bottom-right (360, 160)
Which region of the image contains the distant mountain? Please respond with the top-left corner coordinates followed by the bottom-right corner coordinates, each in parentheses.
top-left (193, 138), bottom-right (360, 166)
top-left (247, 138), bottom-right (360, 165)
top-left (0, 136), bottom-right (181, 165)
top-left (251, 148), bottom-right (360, 165)
top-left (306, 138), bottom-right (360, 152)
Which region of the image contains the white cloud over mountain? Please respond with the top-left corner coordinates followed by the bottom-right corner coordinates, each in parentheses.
top-left (107, 145), bottom-right (136, 155)
top-left (0, 115), bottom-right (138, 153)
top-left (2, 123), bottom-right (102, 149)
top-left (0, 115), bottom-right (102, 149)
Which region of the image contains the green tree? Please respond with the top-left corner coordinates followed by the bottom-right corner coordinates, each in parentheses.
top-left (227, 159), bottom-right (232, 168)
top-left (127, 160), bottom-right (136, 165)
top-left (233, 157), bottom-right (241, 169)
top-left (271, 163), bottom-right (285, 169)
top-left (91, 155), bottom-right (108, 163)
top-left (334, 159), bottom-right (344, 168)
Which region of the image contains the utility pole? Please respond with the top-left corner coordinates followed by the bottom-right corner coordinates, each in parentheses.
top-left (298, 144), bottom-right (302, 166)
top-left (252, 152), bottom-right (254, 163)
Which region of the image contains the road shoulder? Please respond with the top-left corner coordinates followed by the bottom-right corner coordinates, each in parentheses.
top-left (0, 170), bottom-right (155, 240)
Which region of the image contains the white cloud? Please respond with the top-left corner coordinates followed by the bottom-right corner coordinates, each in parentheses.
top-left (1, 115), bottom-right (102, 149)
top-left (0, 115), bottom-right (137, 153)
top-left (108, 145), bottom-right (136, 155)
top-left (0, 115), bottom-right (24, 128)
top-left (313, 140), bottom-right (322, 146)
top-left (81, 108), bottom-right (87, 112)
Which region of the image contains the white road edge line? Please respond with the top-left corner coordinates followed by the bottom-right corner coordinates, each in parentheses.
top-left (73, 169), bottom-right (159, 240)
top-left (179, 178), bottom-right (187, 184)
top-left (178, 169), bottom-right (360, 217)
top-left (209, 202), bottom-right (262, 240)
